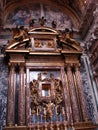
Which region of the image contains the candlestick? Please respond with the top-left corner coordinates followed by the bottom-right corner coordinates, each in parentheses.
top-left (56, 123), bottom-right (60, 130)
top-left (45, 124), bottom-right (48, 130)
top-left (63, 121), bottom-right (67, 130)
top-left (72, 123), bottom-right (75, 130)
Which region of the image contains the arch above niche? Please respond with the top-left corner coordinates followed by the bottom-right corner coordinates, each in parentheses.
top-left (3, 0), bottom-right (80, 29)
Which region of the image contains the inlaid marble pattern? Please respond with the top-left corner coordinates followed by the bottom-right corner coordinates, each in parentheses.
top-left (0, 56), bottom-right (8, 130)
top-left (80, 59), bottom-right (95, 122)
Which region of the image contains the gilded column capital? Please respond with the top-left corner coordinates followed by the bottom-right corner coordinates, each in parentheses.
top-left (18, 62), bottom-right (25, 67)
top-left (73, 63), bottom-right (81, 69)
top-left (65, 63), bottom-right (73, 70)
top-left (8, 62), bottom-right (17, 67)
top-left (19, 63), bottom-right (25, 72)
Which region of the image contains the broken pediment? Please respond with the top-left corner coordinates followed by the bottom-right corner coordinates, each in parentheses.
top-left (5, 25), bottom-right (82, 55)
top-left (59, 39), bottom-right (82, 52)
top-left (6, 38), bottom-right (30, 50)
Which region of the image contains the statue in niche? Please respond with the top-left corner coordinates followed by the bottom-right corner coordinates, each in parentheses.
top-left (34, 39), bottom-right (43, 48)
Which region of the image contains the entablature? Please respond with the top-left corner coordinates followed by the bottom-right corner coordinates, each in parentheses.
top-left (5, 25), bottom-right (83, 66)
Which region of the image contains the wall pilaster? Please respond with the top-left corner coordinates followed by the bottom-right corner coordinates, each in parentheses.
top-left (66, 64), bottom-right (80, 122)
top-left (74, 64), bottom-right (89, 121)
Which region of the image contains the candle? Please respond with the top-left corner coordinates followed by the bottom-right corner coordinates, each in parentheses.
top-left (44, 108), bottom-right (46, 115)
top-left (37, 108), bottom-right (38, 115)
top-left (62, 107), bottom-right (65, 114)
top-left (56, 106), bottom-right (58, 115)
top-left (30, 108), bottom-right (31, 115)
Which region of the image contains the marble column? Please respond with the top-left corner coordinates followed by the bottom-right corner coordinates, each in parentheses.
top-left (74, 64), bottom-right (88, 121)
top-left (18, 64), bottom-right (25, 125)
top-left (61, 67), bottom-right (71, 123)
top-left (25, 68), bottom-right (30, 125)
top-left (7, 63), bottom-right (15, 126)
top-left (66, 64), bottom-right (80, 122)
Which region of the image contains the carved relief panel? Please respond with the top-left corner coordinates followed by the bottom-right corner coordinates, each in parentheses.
top-left (31, 38), bottom-right (56, 51)
top-left (29, 70), bottom-right (65, 123)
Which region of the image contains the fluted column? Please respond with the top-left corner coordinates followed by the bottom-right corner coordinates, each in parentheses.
top-left (61, 67), bottom-right (71, 123)
top-left (18, 64), bottom-right (25, 125)
top-left (74, 64), bottom-right (88, 121)
top-left (7, 63), bottom-right (15, 126)
top-left (26, 68), bottom-right (30, 125)
top-left (66, 64), bottom-right (80, 122)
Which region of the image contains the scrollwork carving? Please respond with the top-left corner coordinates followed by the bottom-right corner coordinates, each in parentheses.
top-left (29, 72), bottom-right (64, 121)
top-left (46, 40), bottom-right (55, 48)
top-left (34, 39), bottom-right (43, 48)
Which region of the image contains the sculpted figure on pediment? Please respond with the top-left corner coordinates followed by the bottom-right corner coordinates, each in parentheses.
top-left (58, 28), bottom-right (79, 46)
top-left (12, 26), bottom-right (29, 43)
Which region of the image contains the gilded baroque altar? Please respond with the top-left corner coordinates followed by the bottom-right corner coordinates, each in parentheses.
top-left (3, 18), bottom-right (95, 130)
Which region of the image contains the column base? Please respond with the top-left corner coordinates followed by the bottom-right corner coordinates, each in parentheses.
top-left (3, 126), bottom-right (28, 130)
top-left (74, 121), bottom-right (96, 130)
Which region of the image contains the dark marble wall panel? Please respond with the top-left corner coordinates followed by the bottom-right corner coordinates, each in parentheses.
top-left (80, 60), bottom-right (95, 122)
top-left (0, 55), bottom-right (8, 130)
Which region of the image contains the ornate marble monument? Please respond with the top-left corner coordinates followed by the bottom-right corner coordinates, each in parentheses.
top-left (3, 18), bottom-right (95, 130)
